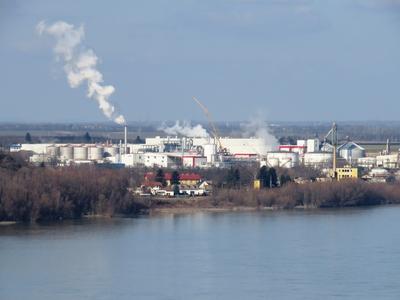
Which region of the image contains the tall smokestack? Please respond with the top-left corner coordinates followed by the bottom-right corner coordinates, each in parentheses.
top-left (124, 125), bottom-right (128, 155)
top-left (387, 138), bottom-right (390, 154)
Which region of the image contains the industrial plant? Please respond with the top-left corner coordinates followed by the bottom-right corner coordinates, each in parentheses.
top-left (8, 120), bottom-right (400, 184)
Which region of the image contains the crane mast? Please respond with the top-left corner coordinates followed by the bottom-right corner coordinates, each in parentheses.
top-left (325, 122), bottom-right (338, 178)
top-left (192, 97), bottom-right (226, 154)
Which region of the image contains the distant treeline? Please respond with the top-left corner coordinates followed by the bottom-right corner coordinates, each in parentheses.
top-left (3, 121), bottom-right (400, 147)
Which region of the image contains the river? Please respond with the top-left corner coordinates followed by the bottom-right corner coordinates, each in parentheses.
top-left (1, 206), bottom-right (400, 299)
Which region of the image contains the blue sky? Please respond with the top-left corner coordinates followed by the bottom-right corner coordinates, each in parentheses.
top-left (0, 0), bottom-right (399, 123)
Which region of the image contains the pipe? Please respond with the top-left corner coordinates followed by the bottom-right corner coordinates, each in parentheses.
top-left (387, 138), bottom-right (390, 154)
top-left (124, 125), bottom-right (128, 155)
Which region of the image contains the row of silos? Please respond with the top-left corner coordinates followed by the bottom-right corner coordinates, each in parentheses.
top-left (46, 145), bottom-right (120, 161)
top-left (265, 152), bottom-right (299, 168)
top-left (262, 151), bottom-right (334, 169)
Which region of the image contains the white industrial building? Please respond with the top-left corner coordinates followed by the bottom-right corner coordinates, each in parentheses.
top-left (262, 152), bottom-right (299, 168)
top-left (12, 135), bottom-right (265, 168)
top-left (357, 157), bottom-right (376, 169)
top-left (303, 152), bottom-right (333, 169)
top-left (144, 136), bottom-right (272, 157)
top-left (17, 130), bottom-right (397, 171)
top-left (376, 153), bottom-right (399, 169)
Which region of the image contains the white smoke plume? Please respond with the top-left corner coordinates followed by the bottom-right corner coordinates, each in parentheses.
top-left (160, 121), bottom-right (209, 138)
top-left (242, 117), bottom-right (278, 154)
top-left (36, 20), bottom-right (126, 125)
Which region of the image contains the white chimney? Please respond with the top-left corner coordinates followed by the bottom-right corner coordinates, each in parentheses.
top-left (124, 125), bottom-right (128, 154)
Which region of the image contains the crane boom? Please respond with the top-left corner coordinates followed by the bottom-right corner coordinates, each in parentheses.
top-left (192, 96), bottom-right (225, 153)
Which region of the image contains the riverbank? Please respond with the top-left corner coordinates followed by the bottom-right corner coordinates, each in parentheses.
top-left (2, 158), bottom-right (400, 223)
top-left (141, 180), bottom-right (400, 215)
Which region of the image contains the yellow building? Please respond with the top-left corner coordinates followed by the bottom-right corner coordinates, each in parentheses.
top-left (336, 166), bottom-right (359, 181)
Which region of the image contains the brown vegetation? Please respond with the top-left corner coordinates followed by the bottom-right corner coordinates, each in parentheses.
top-left (0, 158), bottom-right (147, 222)
top-left (2, 152), bottom-right (400, 222)
top-left (210, 180), bottom-right (400, 209)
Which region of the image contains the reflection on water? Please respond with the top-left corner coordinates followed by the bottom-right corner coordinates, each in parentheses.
top-left (1, 206), bottom-right (400, 300)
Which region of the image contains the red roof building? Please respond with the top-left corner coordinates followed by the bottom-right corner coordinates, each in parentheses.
top-left (144, 172), bottom-right (202, 186)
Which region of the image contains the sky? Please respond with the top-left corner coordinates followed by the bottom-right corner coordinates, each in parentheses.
top-left (0, 0), bottom-right (399, 123)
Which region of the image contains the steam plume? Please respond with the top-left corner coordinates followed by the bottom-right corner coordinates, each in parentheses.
top-left (242, 117), bottom-right (278, 154)
top-left (160, 121), bottom-right (209, 138)
top-left (36, 20), bottom-right (125, 125)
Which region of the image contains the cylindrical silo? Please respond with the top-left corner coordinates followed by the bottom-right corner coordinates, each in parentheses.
top-left (73, 146), bottom-right (88, 160)
top-left (304, 152), bottom-right (333, 168)
top-left (104, 146), bottom-right (119, 157)
top-left (46, 145), bottom-right (60, 157)
top-left (60, 146), bottom-right (74, 160)
top-left (88, 146), bottom-right (104, 160)
top-left (204, 144), bottom-right (217, 163)
top-left (266, 151), bottom-right (299, 168)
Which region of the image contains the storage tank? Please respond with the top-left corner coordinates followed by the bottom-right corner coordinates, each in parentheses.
top-left (73, 146), bottom-right (88, 160)
top-left (60, 146), bottom-right (74, 160)
top-left (104, 146), bottom-right (119, 157)
top-left (304, 152), bottom-right (333, 168)
top-left (370, 168), bottom-right (389, 178)
top-left (46, 145), bottom-right (60, 157)
top-left (338, 142), bottom-right (365, 163)
top-left (203, 144), bottom-right (217, 163)
top-left (88, 147), bottom-right (104, 160)
top-left (266, 151), bottom-right (299, 168)
top-left (267, 157), bottom-right (279, 167)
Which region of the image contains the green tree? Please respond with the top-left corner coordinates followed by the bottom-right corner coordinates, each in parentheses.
top-left (134, 136), bottom-right (144, 144)
top-left (279, 174), bottom-right (291, 186)
top-left (173, 184), bottom-right (180, 196)
top-left (226, 167), bottom-right (240, 188)
top-left (155, 168), bottom-right (167, 187)
top-left (84, 132), bottom-right (91, 143)
top-left (171, 171), bottom-right (180, 185)
top-left (269, 167), bottom-right (278, 187)
top-left (257, 166), bottom-right (270, 188)
top-left (25, 132), bottom-right (32, 143)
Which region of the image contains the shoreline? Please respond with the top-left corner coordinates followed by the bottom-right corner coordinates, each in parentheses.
top-left (2, 204), bottom-right (396, 224)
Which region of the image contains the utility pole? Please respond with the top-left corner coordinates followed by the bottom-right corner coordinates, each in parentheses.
top-left (332, 122), bottom-right (338, 179)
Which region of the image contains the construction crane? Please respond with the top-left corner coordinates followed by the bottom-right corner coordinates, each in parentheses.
top-left (192, 96), bottom-right (227, 154)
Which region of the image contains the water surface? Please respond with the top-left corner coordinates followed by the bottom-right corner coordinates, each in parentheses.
top-left (1, 206), bottom-right (400, 299)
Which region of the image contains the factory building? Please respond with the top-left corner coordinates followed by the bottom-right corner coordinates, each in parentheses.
top-left (144, 136), bottom-right (272, 157)
top-left (303, 152), bottom-right (333, 169)
top-left (278, 139), bottom-right (319, 155)
top-left (262, 152), bottom-right (299, 168)
top-left (306, 139), bottom-right (320, 153)
top-left (376, 153), bottom-right (399, 169)
top-left (357, 157), bottom-right (376, 169)
top-left (336, 166), bottom-right (359, 181)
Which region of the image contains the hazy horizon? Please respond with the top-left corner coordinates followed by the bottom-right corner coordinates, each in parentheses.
top-left (1, 0), bottom-right (399, 123)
